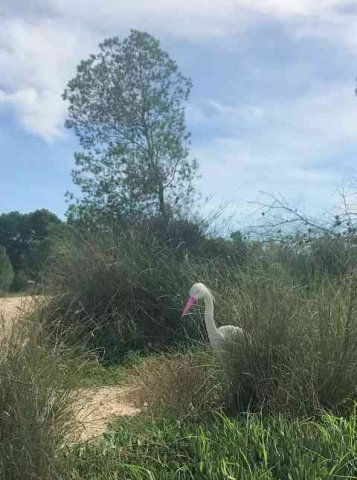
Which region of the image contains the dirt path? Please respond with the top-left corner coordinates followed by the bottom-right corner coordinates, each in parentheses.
top-left (74, 386), bottom-right (140, 442)
top-left (0, 295), bottom-right (43, 338)
top-left (0, 295), bottom-right (140, 443)
top-left (0, 295), bottom-right (39, 322)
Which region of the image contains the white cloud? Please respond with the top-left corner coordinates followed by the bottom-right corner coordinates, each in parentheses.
top-left (191, 84), bottom-right (357, 156)
top-left (194, 136), bottom-right (340, 226)
top-left (0, 87), bottom-right (65, 139)
top-left (0, 17), bottom-right (96, 139)
top-left (190, 84), bottom-right (357, 221)
top-left (0, 0), bottom-right (356, 140)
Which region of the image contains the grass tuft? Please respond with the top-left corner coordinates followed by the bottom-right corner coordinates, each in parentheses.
top-left (127, 349), bottom-right (223, 419)
top-left (0, 311), bottom-right (81, 480)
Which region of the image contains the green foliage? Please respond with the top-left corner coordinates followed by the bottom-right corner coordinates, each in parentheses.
top-left (41, 223), bottom-right (247, 362)
top-left (39, 218), bottom-right (357, 415)
top-left (132, 217), bottom-right (248, 264)
top-left (42, 227), bottom-right (194, 361)
top-left (63, 30), bottom-right (198, 223)
top-left (249, 234), bottom-right (357, 287)
top-left (67, 411), bottom-right (357, 479)
top-left (4, 222), bottom-right (357, 479)
top-left (0, 246), bottom-right (14, 294)
top-left (0, 313), bottom-right (80, 480)
top-left (0, 209), bottom-right (62, 291)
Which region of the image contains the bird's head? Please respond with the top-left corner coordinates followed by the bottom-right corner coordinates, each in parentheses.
top-left (181, 282), bottom-right (210, 317)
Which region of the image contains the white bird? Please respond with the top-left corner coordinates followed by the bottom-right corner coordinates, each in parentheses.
top-left (181, 282), bottom-right (246, 354)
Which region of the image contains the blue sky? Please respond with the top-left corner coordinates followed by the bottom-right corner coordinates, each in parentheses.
top-left (1, 0), bottom-right (357, 225)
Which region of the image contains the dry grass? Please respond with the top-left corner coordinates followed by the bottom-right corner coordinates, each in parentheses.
top-left (127, 350), bottom-right (223, 419)
top-left (0, 295), bottom-right (45, 339)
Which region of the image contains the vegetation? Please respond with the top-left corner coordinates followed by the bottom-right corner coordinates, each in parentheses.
top-left (2, 222), bottom-right (357, 478)
top-left (0, 311), bottom-right (79, 480)
top-left (0, 246), bottom-right (14, 294)
top-left (127, 350), bottom-right (223, 419)
top-left (221, 266), bottom-right (357, 415)
top-left (0, 209), bottom-right (62, 291)
top-left (114, 266), bottom-right (357, 420)
top-left (63, 30), bottom-right (198, 224)
top-left (41, 221), bottom-right (246, 362)
top-left (67, 411), bottom-right (357, 479)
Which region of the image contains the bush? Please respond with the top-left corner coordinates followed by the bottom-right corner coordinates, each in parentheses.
top-left (263, 235), bottom-right (357, 284)
top-left (0, 312), bottom-right (80, 479)
top-left (43, 227), bottom-right (196, 361)
top-left (42, 225), bottom-right (245, 362)
top-left (0, 246), bottom-right (14, 294)
top-left (120, 258), bottom-right (357, 418)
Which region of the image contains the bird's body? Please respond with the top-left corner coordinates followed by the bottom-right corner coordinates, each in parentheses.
top-left (182, 282), bottom-right (246, 354)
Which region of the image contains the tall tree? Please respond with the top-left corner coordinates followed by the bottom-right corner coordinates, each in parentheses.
top-left (63, 30), bottom-right (198, 224)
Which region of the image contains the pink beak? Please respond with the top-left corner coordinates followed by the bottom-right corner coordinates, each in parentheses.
top-left (181, 295), bottom-right (198, 317)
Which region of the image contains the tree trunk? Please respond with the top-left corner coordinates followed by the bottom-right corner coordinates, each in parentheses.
top-left (158, 182), bottom-right (166, 217)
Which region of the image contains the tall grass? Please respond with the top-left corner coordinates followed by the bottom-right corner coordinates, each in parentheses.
top-left (264, 234), bottom-right (357, 284)
top-left (0, 311), bottom-right (80, 480)
top-left (4, 223), bottom-right (356, 478)
top-left (214, 262), bottom-right (357, 414)
top-left (122, 259), bottom-right (357, 417)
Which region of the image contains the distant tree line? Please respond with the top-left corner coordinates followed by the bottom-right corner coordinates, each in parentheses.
top-left (0, 209), bottom-right (62, 293)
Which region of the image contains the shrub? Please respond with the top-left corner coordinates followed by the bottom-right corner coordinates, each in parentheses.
top-left (121, 259), bottom-right (357, 417)
top-left (42, 225), bottom-right (243, 362)
top-left (263, 235), bottom-right (357, 284)
top-left (43, 227), bottom-right (195, 361)
top-left (0, 246), bottom-right (14, 294)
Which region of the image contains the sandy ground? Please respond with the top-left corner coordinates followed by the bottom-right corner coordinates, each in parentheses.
top-left (0, 295), bottom-right (139, 443)
top-left (74, 386), bottom-right (140, 442)
top-left (0, 295), bottom-right (40, 322)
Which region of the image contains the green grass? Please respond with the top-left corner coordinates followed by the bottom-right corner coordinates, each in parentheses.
top-left (42, 227), bottom-right (202, 362)
top-left (66, 410), bottom-right (357, 479)
top-left (75, 351), bottom-right (148, 387)
top-left (75, 359), bottom-right (126, 387)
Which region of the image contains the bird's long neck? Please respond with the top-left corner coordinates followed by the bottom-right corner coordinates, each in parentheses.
top-left (203, 290), bottom-right (220, 343)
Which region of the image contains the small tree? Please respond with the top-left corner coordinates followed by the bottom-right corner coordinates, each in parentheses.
top-left (0, 247), bottom-right (14, 294)
top-left (63, 30), bottom-right (198, 224)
